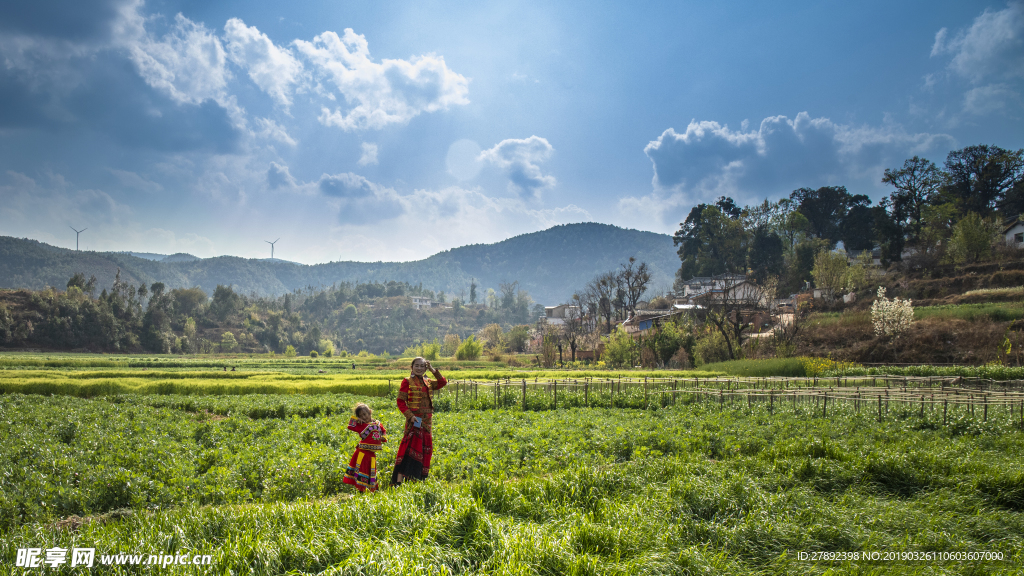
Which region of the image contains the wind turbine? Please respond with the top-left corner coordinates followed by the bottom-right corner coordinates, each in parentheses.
top-left (265, 238), bottom-right (280, 260)
top-left (70, 226), bottom-right (87, 251)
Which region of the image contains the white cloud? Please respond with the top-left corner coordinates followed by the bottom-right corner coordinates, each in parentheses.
top-left (223, 18), bottom-right (304, 110)
top-left (125, 13), bottom-right (232, 107)
top-left (929, 2), bottom-right (1024, 118)
top-left (479, 136), bottom-right (556, 197)
top-left (358, 142), bottom-right (379, 166)
top-left (932, 2), bottom-right (1024, 83)
top-left (253, 117), bottom-right (297, 146)
top-left (266, 161), bottom-right (297, 189)
top-left (963, 83), bottom-right (1019, 115)
top-left (294, 28), bottom-right (470, 130)
top-left (635, 112), bottom-right (953, 225)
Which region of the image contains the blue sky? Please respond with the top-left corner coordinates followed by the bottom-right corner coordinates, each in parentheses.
top-left (0, 0), bottom-right (1021, 263)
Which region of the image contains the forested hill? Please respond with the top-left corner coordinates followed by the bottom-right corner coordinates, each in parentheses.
top-left (0, 223), bottom-right (679, 304)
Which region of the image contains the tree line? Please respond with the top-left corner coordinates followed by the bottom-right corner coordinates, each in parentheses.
top-left (673, 143), bottom-right (1023, 296)
top-left (0, 272), bottom-right (544, 355)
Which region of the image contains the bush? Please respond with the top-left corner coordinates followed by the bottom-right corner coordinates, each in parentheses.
top-left (284, 345), bottom-right (296, 357)
top-left (693, 329), bottom-right (731, 366)
top-left (220, 331), bottom-right (238, 353)
top-left (871, 287), bottom-right (914, 339)
top-left (668, 347), bottom-right (691, 369)
top-left (602, 327), bottom-right (637, 368)
top-left (320, 339), bottom-right (334, 357)
top-left (310, 350), bottom-right (318, 358)
top-left (456, 335), bottom-right (483, 360)
top-left (441, 334), bottom-right (461, 357)
top-left (947, 211), bottom-right (999, 264)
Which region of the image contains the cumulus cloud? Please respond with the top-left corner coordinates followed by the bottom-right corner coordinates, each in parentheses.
top-left (358, 142), bottom-right (379, 166)
top-left (318, 172), bottom-right (404, 223)
top-left (223, 18), bottom-right (303, 110)
top-left (645, 113), bottom-right (950, 198)
top-left (629, 112), bottom-right (953, 228)
top-left (479, 136), bottom-right (556, 197)
top-left (294, 28), bottom-right (470, 130)
top-left (266, 162), bottom-right (296, 189)
top-left (125, 13), bottom-right (232, 108)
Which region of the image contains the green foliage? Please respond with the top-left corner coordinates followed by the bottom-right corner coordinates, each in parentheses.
top-left (693, 328), bottom-right (731, 366)
top-left (602, 326), bottom-right (637, 368)
top-left (811, 248), bottom-right (848, 299)
top-left (310, 350), bottom-right (318, 358)
top-left (946, 211), bottom-right (999, 264)
top-left (220, 331), bottom-right (238, 352)
top-left (700, 357), bottom-right (807, 377)
top-left (675, 203), bottom-right (748, 278)
top-left (456, 335), bottom-right (482, 361)
top-left (284, 345), bottom-right (296, 357)
top-left (403, 340), bottom-right (440, 360)
top-left (821, 363), bottom-right (1024, 380)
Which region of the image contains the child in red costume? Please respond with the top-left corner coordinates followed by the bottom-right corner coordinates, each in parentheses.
top-left (342, 403), bottom-right (387, 492)
top-left (392, 357), bottom-right (446, 485)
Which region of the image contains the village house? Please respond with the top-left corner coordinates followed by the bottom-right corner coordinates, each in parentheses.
top-left (1003, 216), bottom-right (1024, 247)
top-left (410, 296), bottom-right (433, 310)
top-left (540, 304), bottom-right (577, 326)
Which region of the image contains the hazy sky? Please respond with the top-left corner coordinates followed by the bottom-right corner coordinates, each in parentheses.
top-left (1, 0), bottom-right (1022, 263)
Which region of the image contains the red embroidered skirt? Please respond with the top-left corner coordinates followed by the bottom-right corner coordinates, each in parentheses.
top-left (343, 448), bottom-right (379, 491)
top-left (392, 428), bottom-right (433, 482)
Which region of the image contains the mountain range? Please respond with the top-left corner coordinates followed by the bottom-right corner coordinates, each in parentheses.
top-left (0, 223), bottom-right (681, 305)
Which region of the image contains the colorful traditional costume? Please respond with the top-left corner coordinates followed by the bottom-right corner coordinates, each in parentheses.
top-left (392, 373), bottom-right (447, 483)
top-left (342, 418), bottom-right (387, 491)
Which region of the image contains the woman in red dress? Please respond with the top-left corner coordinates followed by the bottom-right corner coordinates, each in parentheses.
top-left (391, 357), bottom-right (446, 486)
top-left (342, 403), bottom-right (387, 492)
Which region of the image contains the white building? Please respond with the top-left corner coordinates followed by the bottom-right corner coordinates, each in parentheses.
top-left (410, 296), bottom-right (433, 310)
top-left (541, 304), bottom-right (578, 326)
top-left (1004, 218), bottom-right (1024, 247)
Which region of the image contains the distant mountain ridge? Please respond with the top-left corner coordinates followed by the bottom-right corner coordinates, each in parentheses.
top-left (0, 223), bottom-right (680, 304)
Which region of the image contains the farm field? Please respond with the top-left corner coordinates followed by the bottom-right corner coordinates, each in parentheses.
top-left (1, 354), bottom-right (1022, 574)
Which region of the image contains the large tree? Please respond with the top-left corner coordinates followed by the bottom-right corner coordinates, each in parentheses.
top-left (840, 201), bottom-right (875, 251)
top-left (940, 145), bottom-right (1024, 217)
top-left (674, 199), bottom-right (748, 279)
top-left (882, 156), bottom-right (942, 243)
top-left (789, 186), bottom-right (867, 247)
top-left (748, 226), bottom-right (784, 285)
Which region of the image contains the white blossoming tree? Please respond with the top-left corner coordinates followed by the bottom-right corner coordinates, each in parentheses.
top-left (871, 287), bottom-right (914, 339)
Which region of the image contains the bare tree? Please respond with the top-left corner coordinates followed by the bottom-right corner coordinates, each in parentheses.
top-left (561, 294), bottom-right (588, 362)
top-left (619, 257), bottom-right (652, 315)
top-left (586, 271), bottom-right (618, 334)
top-left (695, 275), bottom-right (756, 360)
top-left (499, 280), bottom-right (519, 310)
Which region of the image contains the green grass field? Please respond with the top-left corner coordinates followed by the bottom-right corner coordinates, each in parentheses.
top-left (1, 353), bottom-right (1022, 574)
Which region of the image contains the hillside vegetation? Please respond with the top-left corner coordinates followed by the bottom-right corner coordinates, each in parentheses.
top-left (0, 223), bottom-right (678, 305)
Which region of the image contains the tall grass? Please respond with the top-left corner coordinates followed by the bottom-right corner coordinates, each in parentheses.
top-left (914, 302), bottom-right (1024, 322)
top-left (1, 393), bottom-right (1021, 574)
top-left (699, 357), bottom-right (807, 377)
